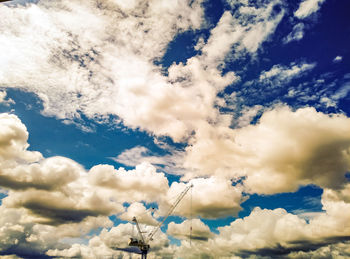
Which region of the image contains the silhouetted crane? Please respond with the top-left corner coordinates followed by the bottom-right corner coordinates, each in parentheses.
top-left (128, 183), bottom-right (193, 259)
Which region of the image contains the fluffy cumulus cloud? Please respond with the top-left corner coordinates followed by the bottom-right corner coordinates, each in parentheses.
top-left (46, 182), bottom-right (350, 258)
top-left (0, 114), bottom-right (122, 225)
top-left (167, 219), bottom-right (213, 241)
top-left (184, 106), bottom-right (350, 194)
top-left (0, 113), bottom-right (177, 257)
top-left (47, 222), bottom-right (175, 259)
top-left (158, 182), bottom-right (350, 258)
top-left (88, 162), bottom-right (169, 203)
top-left (2, 107), bottom-right (350, 258)
top-left (0, 113), bottom-right (42, 164)
top-left (119, 202), bottom-right (158, 226)
top-left (294, 0), bottom-right (326, 19)
top-left (0, 205), bottom-right (113, 258)
top-left (207, 183), bottom-right (350, 258)
top-left (163, 177), bottom-right (244, 219)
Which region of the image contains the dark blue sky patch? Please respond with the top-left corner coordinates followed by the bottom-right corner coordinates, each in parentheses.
top-left (202, 0), bottom-right (226, 28)
top-left (157, 0), bottom-right (226, 71)
top-left (202, 216), bottom-right (236, 233)
top-left (1, 89), bottom-right (157, 170)
top-left (0, 192), bottom-right (6, 205)
top-left (158, 30), bottom-right (200, 69)
top-left (239, 185), bottom-right (324, 218)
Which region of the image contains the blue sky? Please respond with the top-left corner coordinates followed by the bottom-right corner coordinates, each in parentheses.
top-left (1, 0), bottom-right (350, 258)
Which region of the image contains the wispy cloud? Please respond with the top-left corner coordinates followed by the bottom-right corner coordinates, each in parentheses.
top-left (0, 90), bottom-right (15, 106)
top-left (111, 146), bottom-right (185, 175)
top-left (333, 55), bottom-right (343, 63)
top-left (283, 23), bottom-right (305, 44)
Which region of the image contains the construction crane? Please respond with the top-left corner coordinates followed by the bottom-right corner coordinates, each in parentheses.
top-left (128, 183), bottom-right (193, 259)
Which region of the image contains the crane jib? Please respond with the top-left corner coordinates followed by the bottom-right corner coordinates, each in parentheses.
top-left (128, 183), bottom-right (193, 259)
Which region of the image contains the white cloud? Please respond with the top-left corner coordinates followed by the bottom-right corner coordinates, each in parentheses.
top-left (0, 113), bottom-right (171, 228)
top-left (333, 82), bottom-right (350, 100)
top-left (98, 223), bottom-right (171, 258)
top-left (215, 207), bottom-right (308, 253)
top-left (320, 81), bottom-right (350, 108)
top-left (163, 177), bottom-right (244, 218)
top-left (112, 145), bottom-right (185, 175)
top-left (0, 0), bottom-right (208, 141)
top-left (88, 162), bottom-right (169, 203)
top-left (235, 105), bottom-right (264, 128)
top-left (211, 183), bottom-right (350, 257)
top-left (288, 242), bottom-right (350, 259)
top-left (294, 0), bottom-right (326, 19)
top-left (0, 113), bottom-right (124, 224)
top-left (333, 55), bottom-right (343, 63)
top-left (48, 222), bottom-right (174, 259)
top-left (1, 0), bottom-right (350, 257)
top-left (157, 182), bottom-right (350, 258)
top-left (283, 23), bottom-right (305, 44)
top-left (0, 0), bottom-right (287, 142)
top-left (0, 90), bottom-right (14, 106)
top-left (119, 202), bottom-right (158, 226)
top-left (45, 183), bottom-right (350, 258)
top-left (0, 205), bottom-right (112, 258)
top-left (0, 113), bottom-right (178, 257)
top-left (258, 61), bottom-right (316, 87)
top-left (167, 218), bottom-right (213, 241)
top-left (3, 112), bottom-right (350, 259)
top-left (184, 106), bottom-right (350, 194)
top-left (203, 0), bottom-right (284, 62)
top-left (0, 114), bottom-right (42, 168)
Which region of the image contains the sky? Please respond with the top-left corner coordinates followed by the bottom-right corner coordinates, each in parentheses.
top-left (0, 0), bottom-right (350, 258)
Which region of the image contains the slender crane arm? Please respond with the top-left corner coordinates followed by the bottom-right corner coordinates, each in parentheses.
top-left (128, 183), bottom-right (193, 259)
top-left (146, 183), bottom-right (193, 243)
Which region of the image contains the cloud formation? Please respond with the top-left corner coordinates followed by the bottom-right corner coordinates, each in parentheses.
top-left (163, 177), bottom-right (244, 219)
top-left (0, 0), bottom-right (349, 258)
top-left (294, 0), bottom-right (326, 19)
top-left (257, 61), bottom-right (316, 88)
top-left (0, 0), bottom-right (207, 140)
top-left (283, 23), bottom-right (305, 44)
top-left (185, 106), bottom-right (350, 194)
top-left (0, 0), bottom-right (288, 142)
top-left (0, 90), bottom-right (14, 106)
top-left (209, 183), bottom-right (350, 258)
top-left (167, 218), bottom-right (213, 241)
top-left (112, 145), bottom-right (185, 175)
top-left (0, 113), bottom-right (167, 231)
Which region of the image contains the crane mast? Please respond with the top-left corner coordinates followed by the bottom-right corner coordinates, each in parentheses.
top-left (133, 216), bottom-right (145, 244)
top-left (128, 183), bottom-right (193, 259)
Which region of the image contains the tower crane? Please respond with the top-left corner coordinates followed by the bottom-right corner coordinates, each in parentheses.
top-left (128, 183), bottom-right (193, 259)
